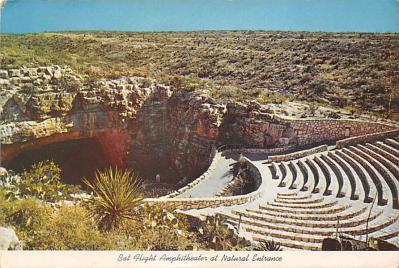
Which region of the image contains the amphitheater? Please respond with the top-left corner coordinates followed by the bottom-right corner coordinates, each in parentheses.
top-left (1, 66), bottom-right (399, 251)
top-left (148, 130), bottom-right (399, 250)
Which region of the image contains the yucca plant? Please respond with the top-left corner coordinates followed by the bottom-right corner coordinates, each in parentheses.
top-left (253, 240), bottom-right (283, 251)
top-left (83, 167), bottom-right (143, 230)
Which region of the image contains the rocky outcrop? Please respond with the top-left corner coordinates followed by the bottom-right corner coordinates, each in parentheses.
top-left (0, 227), bottom-right (21, 250)
top-left (1, 66), bottom-right (397, 184)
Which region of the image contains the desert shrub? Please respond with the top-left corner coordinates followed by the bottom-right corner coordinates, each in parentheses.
top-left (83, 168), bottom-right (143, 230)
top-left (0, 196), bottom-right (52, 248)
top-left (310, 79), bottom-right (328, 95)
top-left (0, 194), bottom-right (108, 249)
top-left (30, 206), bottom-right (108, 250)
top-left (103, 204), bottom-right (199, 250)
top-left (1, 161), bottom-right (73, 202)
top-left (195, 215), bottom-right (252, 250)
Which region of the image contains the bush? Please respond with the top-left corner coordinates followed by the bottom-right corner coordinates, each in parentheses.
top-left (0, 193), bottom-right (109, 250)
top-left (1, 161), bottom-right (72, 202)
top-left (31, 206), bottom-right (108, 250)
top-left (0, 196), bottom-right (52, 248)
top-left (195, 215), bottom-right (252, 250)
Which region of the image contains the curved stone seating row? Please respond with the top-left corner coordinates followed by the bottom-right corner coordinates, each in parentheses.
top-left (386, 138), bottom-right (399, 150)
top-left (297, 160), bottom-right (309, 191)
top-left (220, 209), bottom-right (398, 249)
top-left (232, 209), bottom-right (382, 229)
top-left (375, 141), bottom-right (399, 158)
top-left (341, 148), bottom-right (387, 206)
top-left (258, 203), bottom-right (350, 215)
top-left (288, 162), bottom-right (298, 190)
top-left (269, 162), bottom-right (278, 180)
top-left (278, 163), bottom-right (287, 187)
top-left (305, 158), bottom-right (320, 194)
top-left (367, 143), bottom-right (399, 166)
top-left (335, 150), bottom-right (372, 203)
top-left (277, 192), bottom-right (297, 197)
top-left (267, 199), bottom-right (338, 209)
top-left (276, 192), bottom-right (312, 200)
top-left (227, 208), bottom-right (398, 236)
top-left (274, 196), bottom-right (324, 204)
top-left (320, 154), bottom-right (345, 198)
top-left (360, 144), bottom-right (399, 183)
top-left (350, 146), bottom-right (399, 210)
top-left (246, 206), bottom-right (368, 221)
top-left (327, 152), bottom-right (358, 200)
top-left (313, 156), bottom-right (332, 196)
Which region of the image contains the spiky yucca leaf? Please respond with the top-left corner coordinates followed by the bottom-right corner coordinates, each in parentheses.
top-left (253, 240), bottom-right (282, 251)
top-left (83, 168), bottom-right (143, 230)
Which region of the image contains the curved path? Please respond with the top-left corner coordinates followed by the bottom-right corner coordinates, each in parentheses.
top-left (176, 151), bottom-right (240, 198)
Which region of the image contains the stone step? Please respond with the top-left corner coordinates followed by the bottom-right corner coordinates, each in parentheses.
top-left (232, 209), bottom-right (382, 229)
top-left (278, 163), bottom-right (287, 187)
top-left (274, 196), bottom-right (324, 204)
top-left (220, 211), bottom-right (398, 237)
top-left (246, 206), bottom-right (368, 221)
top-left (276, 193), bottom-right (310, 200)
top-left (268, 199), bottom-right (338, 209)
top-left (350, 146), bottom-right (398, 209)
top-left (288, 162), bottom-right (298, 190)
top-left (276, 192), bottom-right (298, 197)
top-left (367, 143), bottom-right (399, 167)
top-left (313, 156), bottom-right (333, 196)
top-left (376, 227), bottom-right (399, 241)
top-left (386, 139), bottom-right (399, 150)
top-left (320, 154), bottom-right (346, 198)
top-left (335, 150), bottom-right (373, 203)
top-left (376, 141), bottom-right (399, 158)
top-left (342, 148), bottom-right (387, 206)
top-left (269, 163), bottom-right (279, 180)
top-left (258, 203), bottom-right (350, 215)
top-left (297, 160), bottom-right (310, 191)
top-left (222, 213), bottom-right (334, 239)
top-left (305, 158), bottom-right (320, 194)
top-left (360, 144), bottom-right (399, 184)
top-left (328, 151), bottom-right (359, 200)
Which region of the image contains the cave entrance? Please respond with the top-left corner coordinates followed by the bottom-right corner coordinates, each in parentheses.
top-left (6, 138), bottom-right (109, 185)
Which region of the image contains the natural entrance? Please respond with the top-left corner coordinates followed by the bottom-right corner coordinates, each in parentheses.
top-left (5, 138), bottom-right (108, 185)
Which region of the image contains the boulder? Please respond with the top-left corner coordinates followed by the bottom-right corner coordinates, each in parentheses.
top-left (0, 227), bottom-right (22, 250)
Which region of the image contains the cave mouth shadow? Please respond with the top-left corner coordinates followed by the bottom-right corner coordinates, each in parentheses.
top-left (6, 138), bottom-right (109, 185)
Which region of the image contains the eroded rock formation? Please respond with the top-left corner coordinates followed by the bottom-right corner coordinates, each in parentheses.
top-left (1, 66), bottom-right (396, 183)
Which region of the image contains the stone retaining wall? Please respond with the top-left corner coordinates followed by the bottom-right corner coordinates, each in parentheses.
top-left (222, 145), bottom-right (296, 154)
top-left (143, 191), bottom-right (262, 210)
top-left (265, 144), bottom-right (328, 163)
top-left (277, 116), bottom-right (397, 147)
top-left (336, 129), bottom-right (399, 149)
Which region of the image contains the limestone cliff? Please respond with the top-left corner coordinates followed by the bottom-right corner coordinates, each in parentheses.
top-left (1, 66), bottom-right (396, 184)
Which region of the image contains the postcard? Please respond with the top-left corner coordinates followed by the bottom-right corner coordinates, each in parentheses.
top-left (0, 1), bottom-right (398, 267)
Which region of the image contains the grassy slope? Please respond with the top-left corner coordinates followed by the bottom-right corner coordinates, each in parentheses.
top-left (1, 31), bottom-right (398, 117)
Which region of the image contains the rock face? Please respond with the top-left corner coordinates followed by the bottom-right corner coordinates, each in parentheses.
top-left (0, 227), bottom-right (22, 250)
top-left (0, 66), bottom-right (396, 183)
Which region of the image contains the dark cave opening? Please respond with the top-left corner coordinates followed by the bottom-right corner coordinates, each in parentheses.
top-left (6, 138), bottom-right (109, 185)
